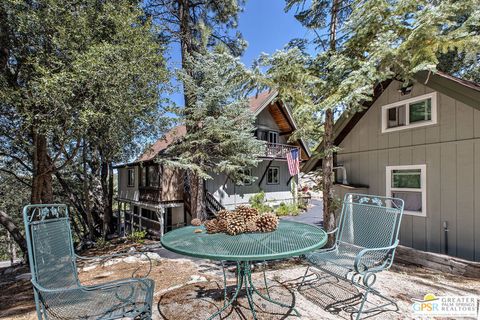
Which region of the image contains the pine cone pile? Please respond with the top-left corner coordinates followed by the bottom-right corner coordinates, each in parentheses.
top-left (235, 205), bottom-right (259, 233)
top-left (205, 219), bottom-right (221, 234)
top-left (202, 206), bottom-right (278, 235)
top-left (256, 213), bottom-right (279, 233)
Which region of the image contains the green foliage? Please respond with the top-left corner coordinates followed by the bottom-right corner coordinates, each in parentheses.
top-left (248, 191), bottom-right (273, 214)
top-left (127, 230), bottom-right (147, 244)
top-left (274, 202), bottom-right (300, 217)
top-left (163, 47), bottom-right (264, 182)
top-left (0, 0), bottom-right (170, 242)
top-left (260, 0), bottom-right (480, 145)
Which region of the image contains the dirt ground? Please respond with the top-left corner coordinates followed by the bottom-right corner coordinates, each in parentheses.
top-left (1, 243), bottom-right (479, 320)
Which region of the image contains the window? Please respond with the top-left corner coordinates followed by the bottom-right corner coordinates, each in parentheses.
top-left (381, 92), bottom-right (437, 133)
top-left (267, 167), bottom-right (280, 184)
top-left (147, 166), bottom-right (160, 188)
top-left (386, 165), bottom-right (426, 216)
top-left (268, 131), bottom-right (278, 144)
top-left (127, 168), bottom-right (135, 187)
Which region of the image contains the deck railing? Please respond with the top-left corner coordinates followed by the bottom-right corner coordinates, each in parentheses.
top-left (264, 143), bottom-right (299, 159)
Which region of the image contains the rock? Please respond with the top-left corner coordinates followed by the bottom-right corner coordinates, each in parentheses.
top-left (104, 258), bottom-right (122, 267)
top-left (83, 264), bottom-right (98, 272)
top-left (140, 252), bottom-right (162, 262)
top-left (129, 247), bottom-right (137, 252)
top-left (123, 256), bottom-right (140, 264)
top-left (188, 275), bottom-right (207, 283)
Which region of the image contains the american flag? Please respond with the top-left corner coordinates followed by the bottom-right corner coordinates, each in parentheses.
top-left (287, 148), bottom-right (300, 176)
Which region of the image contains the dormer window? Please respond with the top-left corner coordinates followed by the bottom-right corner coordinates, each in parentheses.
top-left (381, 92), bottom-right (437, 133)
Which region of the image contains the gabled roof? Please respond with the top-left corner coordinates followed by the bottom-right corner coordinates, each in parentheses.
top-left (114, 91), bottom-right (311, 168)
top-left (302, 71), bottom-right (480, 173)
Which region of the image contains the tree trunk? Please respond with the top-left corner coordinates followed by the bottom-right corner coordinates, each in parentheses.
top-left (323, 0), bottom-right (340, 244)
top-left (31, 132), bottom-right (53, 204)
top-left (189, 171), bottom-right (205, 220)
top-left (322, 109), bottom-right (335, 241)
top-left (0, 210), bottom-right (27, 258)
top-left (178, 0), bottom-right (206, 217)
top-left (100, 157), bottom-right (114, 238)
top-left (82, 141), bottom-right (95, 240)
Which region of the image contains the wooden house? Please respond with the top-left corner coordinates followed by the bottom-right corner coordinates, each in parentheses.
top-left (302, 71), bottom-right (480, 262)
top-left (114, 91), bottom-right (310, 237)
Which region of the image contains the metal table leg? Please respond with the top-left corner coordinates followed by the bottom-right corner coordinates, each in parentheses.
top-left (208, 261), bottom-right (301, 320)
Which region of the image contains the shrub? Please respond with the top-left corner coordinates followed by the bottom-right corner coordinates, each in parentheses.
top-left (127, 230), bottom-right (147, 244)
top-left (249, 191), bottom-right (273, 213)
top-left (275, 202), bottom-right (300, 216)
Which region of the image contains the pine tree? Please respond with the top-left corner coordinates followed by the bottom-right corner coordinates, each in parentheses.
top-left (260, 0), bottom-right (480, 240)
top-left (162, 46), bottom-right (264, 220)
top-left (146, 0), bottom-right (246, 217)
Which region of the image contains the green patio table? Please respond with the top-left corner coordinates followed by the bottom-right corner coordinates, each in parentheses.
top-left (161, 220), bottom-right (328, 319)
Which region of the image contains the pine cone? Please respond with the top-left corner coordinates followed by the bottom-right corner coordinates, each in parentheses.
top-left (191, 218), bottom-right (202, 226)
top-left (226, 213), bottom-right (245, 235)
top-left (216, 209), bottom-right (234, 232)
top-left (256, 213), bottom-right (279, 233)
top-left (235, 205), bottom-right (259, 223)
top-left (245, 219), bottom-right (259, 233)
top-left (205, 219), bottom-right (221, 234)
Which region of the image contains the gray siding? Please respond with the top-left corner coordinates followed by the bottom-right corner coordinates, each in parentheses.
top-left (337, 80), bottom-right (480, 261)
top-left (206, 160), bottom-right (297, 209)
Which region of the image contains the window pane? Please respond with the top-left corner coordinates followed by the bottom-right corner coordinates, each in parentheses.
top-left (392, 191), bottom-right (422, 212)
top-left (410, 99), bottom-right (431, 123)
top-left (141, 167), bottom-right (146, 186)
top-left (392, 169), bottom-right (421, 188)
top-left (148, 166), bottom-right (159, 187)
top-left (387, 105), bottom-right (406, 128)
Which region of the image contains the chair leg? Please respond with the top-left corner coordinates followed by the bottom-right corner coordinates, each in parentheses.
top-left (352, 286), bottom-right (399, 320)
top-left (299, 266), bottom-right (310, 287)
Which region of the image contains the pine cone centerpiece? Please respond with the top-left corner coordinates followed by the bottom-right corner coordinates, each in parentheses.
top-left (225, 213), bottom-right (245, 235)
top-left (205, 219), bottom-right (221, 234)
top-left (256, 213), bottom-right (279, 233)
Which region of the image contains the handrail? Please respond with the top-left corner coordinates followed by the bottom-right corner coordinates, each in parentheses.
top-left (206, 192), bottom-right (224, 215)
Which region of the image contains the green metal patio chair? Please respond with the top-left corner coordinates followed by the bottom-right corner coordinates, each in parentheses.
top-left (23, 204), bottom-right (155, 320)
top-left (301, 193), bottom-right (404, 320)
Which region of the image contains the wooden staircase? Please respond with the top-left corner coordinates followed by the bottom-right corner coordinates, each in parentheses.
top-left (205, 191), bottom-right (225, 218)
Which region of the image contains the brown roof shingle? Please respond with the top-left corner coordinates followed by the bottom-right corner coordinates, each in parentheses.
top-left (137, 125), bottom-right (186, 162)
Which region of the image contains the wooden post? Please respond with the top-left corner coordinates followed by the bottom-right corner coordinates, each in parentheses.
top-left (159, 207), bottom-right (165, 237)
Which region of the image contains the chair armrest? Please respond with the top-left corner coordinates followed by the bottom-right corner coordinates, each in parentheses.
top-left (76, 251), bottom-right (152, 278)
top-left (353, 240), bottom-right (399, 274)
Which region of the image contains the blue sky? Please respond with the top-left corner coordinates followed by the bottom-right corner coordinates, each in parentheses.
top-left (167, 0), bottom-right (315, 107)
top-left (238, 0), bottom-right (314, 66)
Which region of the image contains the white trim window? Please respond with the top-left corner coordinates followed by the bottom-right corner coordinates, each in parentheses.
top-left (386, 165), bottom-right (427, 216)
top-left (127, 168), bottom-right (135, 187)
top-left (381, 92), bottom-right (437, 133)
top-left (267, 166), bottom-right (280, 185)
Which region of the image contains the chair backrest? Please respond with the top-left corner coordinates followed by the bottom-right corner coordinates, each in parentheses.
top-left (336, 193), bottom-right (404, 249)
top-left (23, 204), bottom-right (79, 289)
